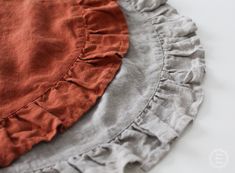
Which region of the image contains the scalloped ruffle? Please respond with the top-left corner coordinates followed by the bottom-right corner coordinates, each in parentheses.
top-left (29, 0), bottom-right (205, 172)
top-left (0, 0), bottom-right (129, 167)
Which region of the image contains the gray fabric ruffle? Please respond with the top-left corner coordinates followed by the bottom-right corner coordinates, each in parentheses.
top-left (30, 0), bottom-right (205, 172)
top-left (3, 0), bottom-right (205, 172)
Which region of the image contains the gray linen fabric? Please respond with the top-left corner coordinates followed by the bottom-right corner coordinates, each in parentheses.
top-left (0, 0), bottom-right (205, 173)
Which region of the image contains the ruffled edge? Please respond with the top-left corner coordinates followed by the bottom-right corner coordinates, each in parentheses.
top-left (27, 0), bottom-right (205, 172)
top-left (0, 0), bottom-right (129, 167)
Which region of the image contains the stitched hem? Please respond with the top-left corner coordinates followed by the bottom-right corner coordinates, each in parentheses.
top-left (24, 0), bottom-right (205, 172)
top-left (0, 0), bottom-right (129, 167)
top-left (26, 0), bottom-right (205, 173)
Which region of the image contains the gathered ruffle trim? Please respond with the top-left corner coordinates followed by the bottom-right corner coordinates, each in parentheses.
top-left (0, 0), bottom-right (129, 167)
top-left (27, 0), bottom-right (205, 172)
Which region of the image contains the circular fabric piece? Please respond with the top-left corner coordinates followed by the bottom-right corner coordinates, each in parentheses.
top-left (1, 0), bottom-right (206, 172)
top-left (0, 0), bottom-right (129, 167)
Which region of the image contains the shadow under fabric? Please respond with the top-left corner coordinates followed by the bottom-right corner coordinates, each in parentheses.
top-left (0, 0), bottom-right (129, 167)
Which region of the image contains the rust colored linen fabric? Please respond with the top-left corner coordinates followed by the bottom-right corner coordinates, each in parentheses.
top-left (0, 0), bottom-right (128, 167)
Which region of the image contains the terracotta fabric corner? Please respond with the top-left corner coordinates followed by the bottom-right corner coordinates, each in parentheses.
top-left (0, 0), bottom-right (129, 167)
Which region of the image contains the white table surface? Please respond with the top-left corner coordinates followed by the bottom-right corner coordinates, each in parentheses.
top-left (149, 0), bottom-right (235, 172)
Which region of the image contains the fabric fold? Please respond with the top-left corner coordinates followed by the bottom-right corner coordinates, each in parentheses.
top-left (0, 0), bottom-right (128, 167)
top-left (0, 0), bottom-right (205, 172)
top-left (21, 0), bottom-right (205, 172)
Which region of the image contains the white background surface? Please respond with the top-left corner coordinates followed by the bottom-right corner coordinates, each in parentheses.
top-left (150, 0), bottom-right (235, 172)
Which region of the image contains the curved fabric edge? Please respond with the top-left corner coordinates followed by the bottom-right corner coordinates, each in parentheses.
top-left (28, 0), bottom-right (206, 172)
top-left (0, 0), bottom-right (129, 167)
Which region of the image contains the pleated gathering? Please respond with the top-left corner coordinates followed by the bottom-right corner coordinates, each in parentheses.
top-left (0, 0), bottom-right (205, 172)
top-left (0, 0), bottom-right (128, 167)
top-left (45, 1), bottom-right (205, 172)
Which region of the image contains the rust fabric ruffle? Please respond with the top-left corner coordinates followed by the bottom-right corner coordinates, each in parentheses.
top-left (0, 0), bottom-right (128, 167)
